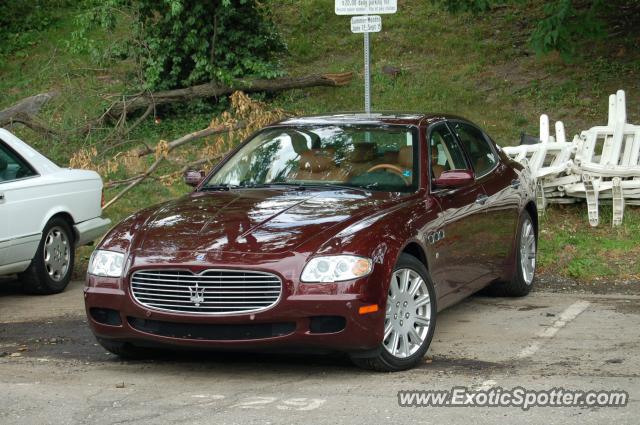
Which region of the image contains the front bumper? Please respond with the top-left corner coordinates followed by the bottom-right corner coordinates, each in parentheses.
top-left (84, 273), bottom-right (386, 354)
top-left (74, 217), bottom-right (112, 247)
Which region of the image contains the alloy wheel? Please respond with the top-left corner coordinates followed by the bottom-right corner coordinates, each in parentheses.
top-left (383, 268), bottom-right (432, 359)
top-left (520, 218), bottom-right (536, 285)
top-left (43, 226), bottom-right (70, 282)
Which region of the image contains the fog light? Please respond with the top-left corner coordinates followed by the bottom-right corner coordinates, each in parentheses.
top-left (90, 308), bottom-right (122, 326)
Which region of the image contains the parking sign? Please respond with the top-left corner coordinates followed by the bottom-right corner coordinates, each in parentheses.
top-left (335, 0), bottom-right (397, 15)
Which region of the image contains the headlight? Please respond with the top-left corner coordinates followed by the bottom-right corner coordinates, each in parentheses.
top-left (300, 255), bottom-right (373, 283)
top-left (88, 250), bottom-right (125, 277)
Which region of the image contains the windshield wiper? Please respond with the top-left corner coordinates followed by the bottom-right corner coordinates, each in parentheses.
top-left (286, 183), bottom-right (370, 193)
top-left (238, 182), bottom-right (272, 189)
top-left (200, 184), bottom-right (238, 191)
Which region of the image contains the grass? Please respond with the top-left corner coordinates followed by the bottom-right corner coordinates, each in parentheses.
top-left (1, 0), bottom-right (639, 282)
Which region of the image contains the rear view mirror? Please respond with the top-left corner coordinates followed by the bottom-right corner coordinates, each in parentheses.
top-left (433, 170), bottom-right (474, 189)
top-left (184, 170), bottom-right (205, 187)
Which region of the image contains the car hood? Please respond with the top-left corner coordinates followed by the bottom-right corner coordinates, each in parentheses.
top-left (133, 188), bottom-right (401, 255)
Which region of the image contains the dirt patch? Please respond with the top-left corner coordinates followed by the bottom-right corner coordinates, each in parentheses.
top-left (536, 272), bottom-right (640, 295)
top-left (0, 318), bottom-right (109, 362)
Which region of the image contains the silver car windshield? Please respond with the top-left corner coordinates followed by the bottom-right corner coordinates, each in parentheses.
top-left (204, 125), bottom-right (419, 192)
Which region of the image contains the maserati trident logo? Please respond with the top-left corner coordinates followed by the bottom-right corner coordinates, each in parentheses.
top-left (189, 283), bottom-right (206, 307)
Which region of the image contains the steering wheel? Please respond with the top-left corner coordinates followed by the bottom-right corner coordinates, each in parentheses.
top-left (366, 163), bottom-right (411, 186)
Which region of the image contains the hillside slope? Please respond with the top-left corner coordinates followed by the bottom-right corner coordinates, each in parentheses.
top-left (1, 0), bottom-right (639, 282)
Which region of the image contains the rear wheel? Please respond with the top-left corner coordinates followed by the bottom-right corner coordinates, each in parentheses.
top-left (487, 210), bottom-right (537, 297)
top-left (351, 253), bottom-right (436, 372)
top-left (20, 217), bottom-right (75, 295)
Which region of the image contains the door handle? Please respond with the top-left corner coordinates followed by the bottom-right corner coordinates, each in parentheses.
top-left (511, 179), bottom-right (521, 189)
top-left (475, 194), bottom-right (488, 205)
top-left (0, 193), bottom-right (4, 201)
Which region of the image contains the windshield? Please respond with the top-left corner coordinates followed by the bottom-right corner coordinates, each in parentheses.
top-left (204, 125), bottom-right (418, 192)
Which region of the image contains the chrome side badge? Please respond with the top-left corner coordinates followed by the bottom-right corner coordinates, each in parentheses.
top-left (426, 230), bottom-right (445, 245)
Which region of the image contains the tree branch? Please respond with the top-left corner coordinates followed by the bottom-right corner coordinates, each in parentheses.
top-left (107, 72), bottom-right (353, 119)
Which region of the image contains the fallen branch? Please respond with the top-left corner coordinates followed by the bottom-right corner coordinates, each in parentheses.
top-left (104, 174), bottom-right (158, 189)
top-left (134, 121), bottom-right (245, 157)
top-left (103, 122), bottom-right (240, 209)
top-left (0, 92), bottom-right (58, 126)
top-left (107, 72), bottom-right (353, 119)
top-left (5, 113), bottom-right (62, 137)
top-left (0, 92), bottom-right (60, 137)
top-left (103, 156), bottom-right (164, 210)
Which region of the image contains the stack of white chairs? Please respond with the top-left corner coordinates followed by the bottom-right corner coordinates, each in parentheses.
top-left (502, 90), bottom-right (640, 227)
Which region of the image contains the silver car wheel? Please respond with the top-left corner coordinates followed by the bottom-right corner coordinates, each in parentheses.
top-left (43, 226), bottom-right (70, 282)
top-left (520, 218), bottom-right (536, 285)
top-left (383, 268), bottom-right (432, 359)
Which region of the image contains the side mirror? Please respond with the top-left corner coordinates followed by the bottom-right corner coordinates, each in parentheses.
top-left (433, 170), bottom-right (474, 189)
top-left (184, 170), bottom-right (205, 187)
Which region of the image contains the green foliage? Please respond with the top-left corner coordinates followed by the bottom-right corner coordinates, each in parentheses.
top-left (431, 0), bottom-right (492, 13)
top-left (69, 0), bottom-right (285, 90)
top-left (529, 0), bottom-right (607, 60)
top-left (433, 0), bottom-right (616, 58)
top-left (0, 0), bottom-right (71, 63)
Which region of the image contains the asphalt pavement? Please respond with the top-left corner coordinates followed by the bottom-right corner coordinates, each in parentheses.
top-left (1, 278), bottom-right (638, 424)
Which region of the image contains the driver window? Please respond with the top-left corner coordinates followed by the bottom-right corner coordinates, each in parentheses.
top-left (0, 142), bottom-right (36, 183)
top-left (428, 125), bottom-right (467, 180)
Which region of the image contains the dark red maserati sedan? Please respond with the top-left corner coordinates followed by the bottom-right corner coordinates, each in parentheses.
top-left (85, 113), bottom-right (537, 371)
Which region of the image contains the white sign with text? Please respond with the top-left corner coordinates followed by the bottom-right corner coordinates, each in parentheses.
top-left (335, 0), bottom-right (397, 15)
top-left (350, 15), bottom-right (382, 33)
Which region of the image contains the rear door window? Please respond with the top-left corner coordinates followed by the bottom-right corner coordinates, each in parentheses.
top-left (0, 142), bottom-right (37, 183)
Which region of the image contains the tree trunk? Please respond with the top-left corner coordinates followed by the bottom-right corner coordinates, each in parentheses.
top-left (108, 72), bottom-right (352, 119)
top-left (0, 92), bottom-right (58, 128)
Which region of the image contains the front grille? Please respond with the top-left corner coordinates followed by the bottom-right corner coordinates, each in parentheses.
top-left (130, 269), bottom-right (282, 315)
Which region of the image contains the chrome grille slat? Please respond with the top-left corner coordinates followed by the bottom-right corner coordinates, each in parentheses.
top-left (136, 298), bottom-right (274, 304)
top-left (135, 294), bottom-right (279, 300)
top-left (130, 269), bottom-right (282, 315)
top-left (137, 304), bottom-right (271, 310)
top-left (132, 277), bottom-right (279, 284)
top-left (132, 281), bottom-right (279, 288)
top-left (131, 287), bottom-right (280, 295)
top-left (134, 272), bottom-right (277, 279)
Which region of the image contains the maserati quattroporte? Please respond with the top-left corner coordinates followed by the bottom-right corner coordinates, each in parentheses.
top-left (85, 113), bottom-right (537, 371)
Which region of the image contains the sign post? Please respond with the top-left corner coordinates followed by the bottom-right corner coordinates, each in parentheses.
top-left (335, 1), bottom-right (397, 114)
top-left (364, 31), bottom-right (371, 114)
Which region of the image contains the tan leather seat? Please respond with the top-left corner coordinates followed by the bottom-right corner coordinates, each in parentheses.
top-left (290, 149), bottom-right (348, 182)
top-left (382, 151), bottom-right (399, 163)
top-left (430, 147), bottom-right (445, 179)
top-left (344, 143), bottom-right (377, 178)
top-left (398, 146), bottom-right (413, 169)
top-left (396, 146), bottom-right (414, 184)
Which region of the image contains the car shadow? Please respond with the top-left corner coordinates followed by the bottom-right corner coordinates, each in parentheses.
top-left (0, 276), bottom-right (22, 295)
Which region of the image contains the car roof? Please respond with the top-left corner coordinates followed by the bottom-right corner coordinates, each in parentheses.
top-left (272, 112), bottom-right (469, 127)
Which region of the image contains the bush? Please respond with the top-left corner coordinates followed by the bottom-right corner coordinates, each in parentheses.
top-left (70, 0), bottom-right (285, 90)
top-left (432, 0), bottom-right (637, 59)
top-left (0, 0), bottom-right (70, 62)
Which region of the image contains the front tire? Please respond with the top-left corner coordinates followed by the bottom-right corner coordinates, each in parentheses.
top-left (20, 217), bottom-right (75, 295)
top-left (351, 253), bottom-right (437, 372)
